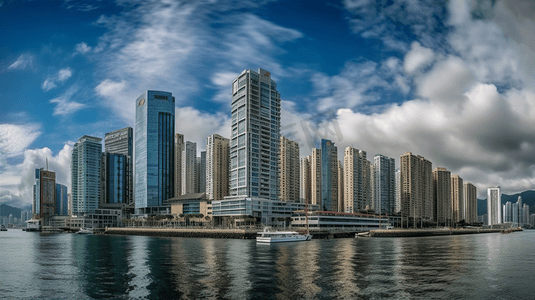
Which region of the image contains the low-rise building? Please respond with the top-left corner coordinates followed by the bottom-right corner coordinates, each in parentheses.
top-left (291, 211), bottom-right (390, 230)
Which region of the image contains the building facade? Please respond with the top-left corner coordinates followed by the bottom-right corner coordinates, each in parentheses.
top-left (134, 91), bottom-right (175, 215)
top-left (196, 151), bottom-right (206, 193)
top-left (182, 141), bottom-right (197, 195)
top-left (464, 182), bottom-right (477, 224)
top-left (72, 136), bottom-right (102, 215)
top-left (487, 186), bottom-right (501, 225)
top-left (343, 147), bottom-right (368, 213)
top-left (373, 154), bottom-right (396, 215)
top-left (321, 139), bottom-right (338, 211)
top-left (104, 127), bottom-right (133, 205)
top-left (55, 183), bottom-right (68, 216)
top-left (174, 133), bottom-right (184, 197)
top-left (433, 167), bottom-right (451, 225)
top-left (206, 134), bottom-right (230, 200)
top-left (311, 149), bottom-right (322, 207)
top-left (400, 152), bottom-right (433, 226)
top-left (451, 174), bottom-right (464, 223)
top-left (33, 168), bottom-right (56, 219)
top-left (280, 136), bottom-right (300, 202)
top-left (229, 68), bottom-right (281, 200)
top-left (300, 156), bottom-right (311, 204)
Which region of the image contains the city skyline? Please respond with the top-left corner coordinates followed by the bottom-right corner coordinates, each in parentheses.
top-left (3, 1), bottom-right (535, 208)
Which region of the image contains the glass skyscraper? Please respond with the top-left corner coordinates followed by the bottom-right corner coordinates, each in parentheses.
top-left (229, 68), bottom-right (281, 200)
top-left (55, 183), bottom-right (68, 216)
top-left (71, 135), bottom-right (102, 215)
top-left (135, 90), bottom-right (175, 215)
top-left (373, 154), bottom-right (396, 215)
top-left (321, 139), bottom-right (338, 211)
top-left (104, 127), bottom-right (133, 205)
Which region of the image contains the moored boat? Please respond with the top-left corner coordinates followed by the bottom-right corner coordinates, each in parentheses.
top-left (77, 228), bottom-right (93, 235)
top-left (0, 224), bottom-right (7, 231)
top-left (256, 228), bottom-right (311, 243)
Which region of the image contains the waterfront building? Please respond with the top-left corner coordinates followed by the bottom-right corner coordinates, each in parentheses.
top-left (373, 154), bottom-right (396, 215)
top-left (517, 196), bottom-right (523, 224)
top-left (166, 193), bottom-right (211, 216)
top-left (344, 147), bottom-right (369, 213)
top-left (182, 141), bottom-right (197, 194)
top-left (337, 160), bottom-right (344, 212)
top-left (487, 186), bottom-right (501, 225)
top-left (300, 156), bottom-right (311, 204)
top-left (280, 136), bottom-right (300, 202)
top-left (464, 182), bottom-right (477, 224)
top-left (433, 167), bottom-right (451, 226)
top-left (134, 90), bottom-right (175, 215)
top-left (101, 153), bottom-right (128, 205)
top-left (522, 204), bottom-right (530, 225)
top-left (196, 151), bottom-right (206, 193)
top-left (321, 139), bottom-right (338, 211)
top-left (395, 169), bottom-right (401, 213)
top-left (512, 201), bottom-right (519, 224)
top-left (206, 134), bottom-right (230, 201)
top-left (291, 211), bottom-right (390, 230)
top-left (212, 197), bottom-right (318, 226)
top-left (72, 135), bottom-right (102, 215)
top-left (504, 201), bottom-right (513, 223)
top-left (400, 152), bottom-right (433, 226)
top-left (55, 183), bottom-right (68, 216)
top-left (229, 68), bottom-right (281, 200)
top-left (174, 133), bottom-right (184, 197)
top-left (33, 168), bottom-right (56, 219)
top-left (104, 127), bottom-right (133, 205)
top-left (451, 175), bottom-right (464, 222)
top-left (311, 149), bottom-right (322, 207)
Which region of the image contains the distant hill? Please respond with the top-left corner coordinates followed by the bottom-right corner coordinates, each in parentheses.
top-left (478, 190), bottom-right (535, 216)
top-left (0, 203), bottom-right (23, 218)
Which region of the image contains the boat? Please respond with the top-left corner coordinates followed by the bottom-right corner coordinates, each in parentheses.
top-left (76, 228), bottom-right (93, 235)
top-left (355, 231), bottom-right (370, 238)
top-left (25, 220), bottom-right (41, 232)
top-left (0, 224), bottom-right (7, 231)
top-left (256, 228), bottom-right (312, 243)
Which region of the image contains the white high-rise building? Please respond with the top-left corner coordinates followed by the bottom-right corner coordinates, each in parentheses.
top-left (395, 169), bottom-right (401, 213)
top-left (182, 141), bottom-right (197, 195)
top-left (487, 186), bottom-right (501, 225)
top-left (229, 68), bottom-right (281, 200)
top-left (344, 147), bottom-right (369, 213)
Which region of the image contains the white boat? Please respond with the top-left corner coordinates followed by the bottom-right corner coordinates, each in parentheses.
top-left (76, 228), bottom-right (93, 235)
top-left (256, 228), bottom-right (312, 243)
top-left (25, 219), bottom-right (41, 232)
top-left (0, 224), bottom-right (7, 231)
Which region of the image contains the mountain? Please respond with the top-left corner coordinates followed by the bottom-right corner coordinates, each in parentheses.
top-left (477, 190), bottom-right (535, 216)
top-left (0, 203), bottom-right (23, 218)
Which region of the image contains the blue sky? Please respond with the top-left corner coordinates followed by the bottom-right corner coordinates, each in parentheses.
top-left (2, 0), bottom-right (535, 208)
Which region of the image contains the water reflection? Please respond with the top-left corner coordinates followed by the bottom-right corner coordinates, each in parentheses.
top-left (294, 241), bottom-right (321, 298)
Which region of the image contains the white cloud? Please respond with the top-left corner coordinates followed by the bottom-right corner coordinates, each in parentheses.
top-left (49, 85), bottom-right (86, 116)
top-left (0, 124), bottom-right (41, 158)
top-left (403, 42), bottom-right (436, 74)
top-left (175, 107), bottom-right (231, 152)
top-left (74, 42), bottom-right (92, 54)
top-left (8, 54), bottom-right (34, 70)
top-left (42, 68), bottom-right (73, 91)
top-left (0, 144), bottom-right (72, 208)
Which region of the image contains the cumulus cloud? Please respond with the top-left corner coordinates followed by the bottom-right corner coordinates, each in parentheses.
top-left (0, 124), bottom-right (41, 159)
top-left (403, 42), bottom-right (436, 74)
top-left (175, 107), bottom-right (231, 152)
top-left (0, 144), bottom-right (72, 208)
top-left (8, 54), bottom-right (34, 70)
top-left (49, 85), bottom-right (86, 116)
top-left (42, 68), bottom-right (73, 91)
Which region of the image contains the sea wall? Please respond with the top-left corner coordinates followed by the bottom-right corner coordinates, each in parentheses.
top-left (105, 227), bottom-right (258, 239)
top-left (369, 228), bottom-right (519, 237)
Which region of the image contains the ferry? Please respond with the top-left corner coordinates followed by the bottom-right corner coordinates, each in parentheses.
top-left (256, 228), bottom-right (312, 243)
top-left (25, 220), bottom-right (41, 232)
top-left (76, 228), bottom-right (94, 235)
top-left (0, 224), bottom-right (7, 231)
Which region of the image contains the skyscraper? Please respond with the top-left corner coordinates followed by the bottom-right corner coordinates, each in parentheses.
top-left (72, 135), bottom-right (102, 215)
top-left (196, 151), bottom-right (206, 193)
top-left (300, 156), bottom-right (311, 204)
top-left (464, 182), bottom-right (477, 224)
top-left (337, 160), bottom-right (344, 212)
top-left (487, 186), bottom-right (501, 225)
top-left (395, 169), bottom-right (401, 213)
top-left (229, 68), bottom-right (281, 200)
top-left (104, 127), bottom-right (133, 205)
top-left (280, 136), bottom-right (300, 202)
top-left (373, 154), bottom-right (396, 215)
top-left (182, 141), bottom-right (197, 194)
top-left (343, 147), bottom-right (368, 213)
top-left (55, 183), bottom-right (68, 216)
top-left (400, 152), bottom-right (433, 227)
top-left (311, 148), bottom-right (322, 207)
top-left (135, 91), bottom-right (175, 215)
top-left (206, 134), bottom-right (229, 200)
top-left (321, 139), bottom-right (338, 211)
top-left (433, 167), bottom-right (451, 226)
top-left (451, 174), bottom-right (464, 223)
top-left (102, 153), bottom-right (127, 204)
top-left (174, 133), bottom-right (184, 197)
top-left (33, 168), bottom-right (56, 219)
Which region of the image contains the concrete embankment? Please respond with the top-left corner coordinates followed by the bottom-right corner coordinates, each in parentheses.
top-left (105, 228), bottom-right (259, 239)
top-left (369, 228), bottom-right (521, 237)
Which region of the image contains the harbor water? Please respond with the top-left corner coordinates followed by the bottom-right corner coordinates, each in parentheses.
top-left (1, 229), bottom-right (534, 299)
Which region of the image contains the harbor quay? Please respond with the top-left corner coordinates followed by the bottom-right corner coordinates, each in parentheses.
top-left (369, 227), bottom-right (522, 237)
